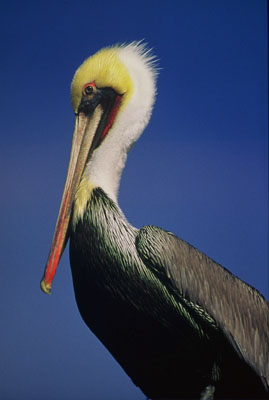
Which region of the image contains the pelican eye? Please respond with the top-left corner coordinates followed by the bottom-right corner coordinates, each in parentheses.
top-left (85, 85), bottom-right (93, 95)
top-left (83, 82), bottom-right (96, 96)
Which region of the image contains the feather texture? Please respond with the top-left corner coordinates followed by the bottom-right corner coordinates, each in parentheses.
top-left (137, 225), bottom-right (269, 391)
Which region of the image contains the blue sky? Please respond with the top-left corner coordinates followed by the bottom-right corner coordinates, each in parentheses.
top-left (0, 1), bottom-right (268, 399)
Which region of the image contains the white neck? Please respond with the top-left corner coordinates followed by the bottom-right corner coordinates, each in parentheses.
top-left (83, 43), bottom-right (157, 203)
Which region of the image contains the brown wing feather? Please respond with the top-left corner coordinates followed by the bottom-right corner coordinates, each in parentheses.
top-left (136, 225), bottom-right (269, 389)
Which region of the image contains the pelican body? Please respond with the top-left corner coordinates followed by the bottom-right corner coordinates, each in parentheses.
top-left (41, 43), bottom-right (269, 399)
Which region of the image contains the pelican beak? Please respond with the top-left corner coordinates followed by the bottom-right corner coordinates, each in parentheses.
top-left (40, 93), bottom-right (103, 294)
top-left (40, 87), bottom-right (122, 294)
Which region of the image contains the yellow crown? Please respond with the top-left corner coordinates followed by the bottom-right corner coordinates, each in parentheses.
top-left (71, 46), bottom-right (134, 113)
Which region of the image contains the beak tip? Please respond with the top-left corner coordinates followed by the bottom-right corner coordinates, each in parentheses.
top-left (40, 279), bottom-right (52, 295)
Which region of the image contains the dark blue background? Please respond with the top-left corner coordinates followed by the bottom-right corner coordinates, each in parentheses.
top-left (1, 1), bottom-right (267, 399)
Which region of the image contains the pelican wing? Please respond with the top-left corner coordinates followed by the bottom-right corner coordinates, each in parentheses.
top-left (136, 225), bottom-right (269, 389)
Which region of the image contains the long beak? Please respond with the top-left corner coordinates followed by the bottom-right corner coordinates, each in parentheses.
top-left (40, 107), bottom-right (102, 294)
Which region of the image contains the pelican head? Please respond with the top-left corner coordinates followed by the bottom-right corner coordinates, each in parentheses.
top-left (41, 42), bottom-right (157, 294)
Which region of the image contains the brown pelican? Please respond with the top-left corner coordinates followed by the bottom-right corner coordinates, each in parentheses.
top-left (41, 43), bottom-right (269, 399)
